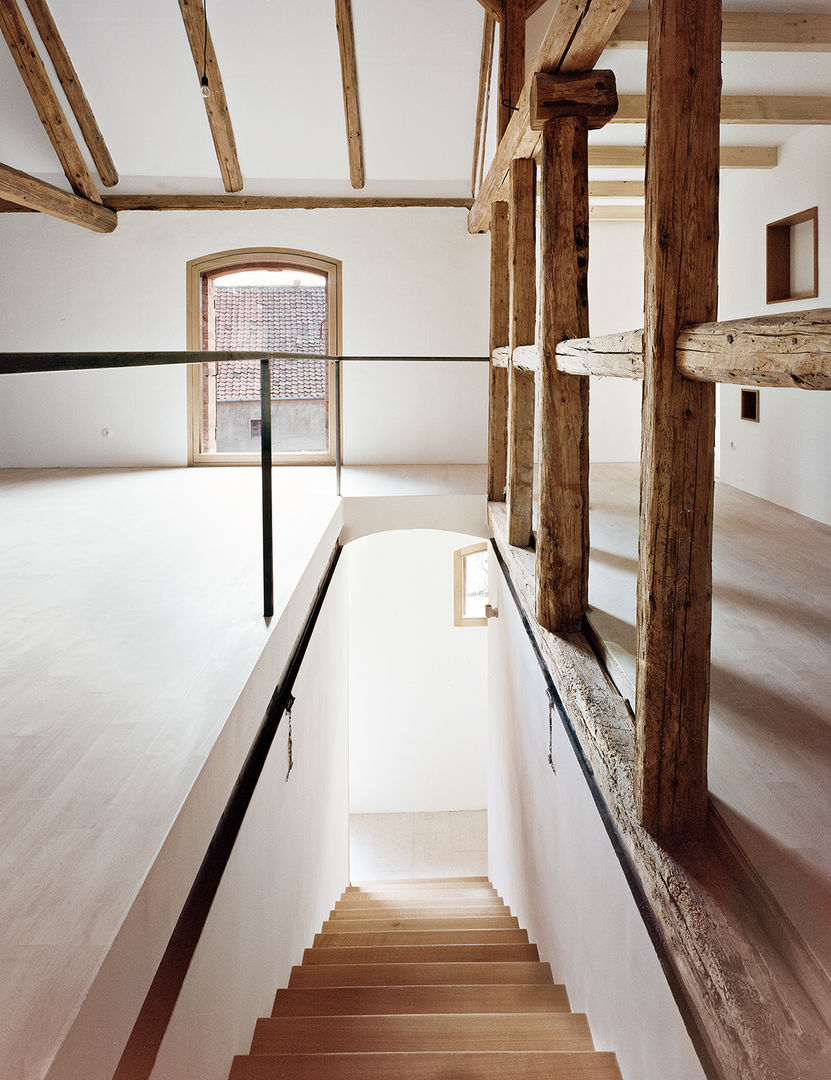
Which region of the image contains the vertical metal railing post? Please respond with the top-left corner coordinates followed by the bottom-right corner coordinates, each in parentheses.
top-left (260, 358), bottom-right (274, 618)
top-left (335, 357), bottom-right (342, 497)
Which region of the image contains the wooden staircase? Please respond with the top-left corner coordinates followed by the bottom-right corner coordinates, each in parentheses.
top-left (228, 876), bottom-right (621, 1078)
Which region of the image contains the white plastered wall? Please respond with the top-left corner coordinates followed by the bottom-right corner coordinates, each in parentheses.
top-left (347, 529), bottom-right (488, 814)
top-left (588, 220), bottom-right (644, 463)
top-left (0, 206), bottom-right (648, 470)
top-left (148, 560), bottom-right (350, 1080)
top-left (0, 208), bottom-right (489, 467)
top-left (719, 127), bottom-right (831, 525)
top-left (488, 554), bottom-right (707, 1080)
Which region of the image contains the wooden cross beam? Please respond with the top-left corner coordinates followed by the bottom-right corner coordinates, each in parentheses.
top-left (616, 93), bottom-right (831, 125)
top-left (608, 9), bottom-right (831, 51)
top-left (0, 160), bottom-right (116, 232)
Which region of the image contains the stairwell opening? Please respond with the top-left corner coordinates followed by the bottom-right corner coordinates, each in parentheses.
top-left (345, 529), bottom-right (489, 881)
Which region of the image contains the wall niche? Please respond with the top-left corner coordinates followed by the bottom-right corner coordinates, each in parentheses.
top-left (766, 206), bottom-right (818, 304)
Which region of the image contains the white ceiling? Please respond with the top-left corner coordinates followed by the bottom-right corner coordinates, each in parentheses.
top-left (0, 0), bottom-right (483, 196)
top-left (0, 0), bottom-right (828, 198)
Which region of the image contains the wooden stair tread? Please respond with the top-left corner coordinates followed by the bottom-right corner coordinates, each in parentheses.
top-left (229, 1050), bottom-right (622, 1079)
top-left (229, 879), bottom-right (619, 1080)
top-left (321, 916), bottom-right (521, 933)
top-left (330, 905), bottom-right (511, 918)
top-left (288, 962), bottom-right (554, 987)
top-left (303, 944), bottom-right (540, 965)
top-left (251, 1012), bottom-right (594, 1054)
top-left (350, 876), bottom-right (490, 885)
top-left (336, 893), bottom-right (501, 903)
top-left (342, 889), bottom-right (499, 900)
top-left (313, 929), bottom-right (530, 947)
top-left (271, 984), bottom-right (572, 1016)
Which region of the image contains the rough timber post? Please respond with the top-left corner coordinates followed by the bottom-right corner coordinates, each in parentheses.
top-left (506, 156), bottom-right (536, 548)
top-left (488, 201), bottom-right (509, 501)
top-left (498, 0), bottom-right (525, 141)
top-left (531, 71), bottom-right (617, 631)
top-left (535, 116), bottom-right (590, 631)
top-left (636, 0), bottom-right (721, 843)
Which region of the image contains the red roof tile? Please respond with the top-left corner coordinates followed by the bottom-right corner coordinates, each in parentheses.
top-left (213, 285), bottom-right (328, 401)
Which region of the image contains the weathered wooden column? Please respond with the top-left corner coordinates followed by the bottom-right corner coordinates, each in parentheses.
top-left (506, 156), bottom-right (536, 547)
top-left (488, 201), bottom-right (509, 501)
top-left (498, 0), bottom-right (525, 140)
top-left (636, 0), bottom-right (721, 843)
top-left (532, 71), bottom-right (618, 630)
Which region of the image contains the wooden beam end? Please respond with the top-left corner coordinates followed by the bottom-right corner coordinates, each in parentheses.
top-left (530, 70), bottom-right (618, 131)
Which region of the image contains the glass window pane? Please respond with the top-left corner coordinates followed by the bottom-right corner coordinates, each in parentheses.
top-left (462, 549), bottom-right (488, 620)
top-left (200, 264), bottom-right (330, 456)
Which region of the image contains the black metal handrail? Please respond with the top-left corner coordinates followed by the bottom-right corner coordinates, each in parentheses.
top-left (0, 351), bottom-right (488, 617)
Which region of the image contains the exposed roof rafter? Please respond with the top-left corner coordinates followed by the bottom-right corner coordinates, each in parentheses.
top-left (334, 0), bottom-right (365, 190)
top-left (22, 0), bottom-right (118, 187)
top-left (469, 0), bottom-right (634, 233)
top-left (472, 10), bottom-right (496, 196)
top-left (474, 0), bottom-right (503, 22)
top-left (0, 159), bottom-right (116, 231)
top-left (0, 0), bottom-right (101, 203)
top-left (177, 0), bottom-right (243, 193)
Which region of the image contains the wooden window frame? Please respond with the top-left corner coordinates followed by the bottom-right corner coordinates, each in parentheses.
top-left (186, 246), bottom-right (343, 466)
top-left (453, 541), bottom-right (489, 627)
top-left (765, 206), bottom-right (819, 305)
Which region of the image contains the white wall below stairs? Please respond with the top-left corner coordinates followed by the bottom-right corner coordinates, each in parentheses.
top-left (149, 561), bottom-right (350, 1080)
top-left (487, 552), bottom-right (707, 1080)
top-left (347, 529), bottom-right (488, 815)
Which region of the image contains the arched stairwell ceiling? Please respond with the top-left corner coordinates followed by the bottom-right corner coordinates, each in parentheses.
top-left (0, 0), bottom-right (484, 198)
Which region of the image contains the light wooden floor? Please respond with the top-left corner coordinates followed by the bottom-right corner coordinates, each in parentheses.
top-left (0, 464), bottom-right (485, 1080)
top-left (588, 462), bottom-right (831, 984)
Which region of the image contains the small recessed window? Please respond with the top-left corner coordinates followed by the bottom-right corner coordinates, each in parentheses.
top-left (740, 388), bottom-right (760, 423)
top-left (250, 418), bottom-right (262, 438)
top-left (766, 207), bottom-right (818, 304)
top-left (454, 542), bottom-right (488, 627)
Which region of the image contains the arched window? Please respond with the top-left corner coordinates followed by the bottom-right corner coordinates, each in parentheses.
top-left (186, 247), bottom-right (342, 464)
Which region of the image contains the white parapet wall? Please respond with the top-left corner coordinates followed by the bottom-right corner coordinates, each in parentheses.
top-left (487, 549), bottom-right (707, 1080)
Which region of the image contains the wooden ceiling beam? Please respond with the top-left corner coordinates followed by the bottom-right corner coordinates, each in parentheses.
top-left (334, 0), bottom-right (365, 190)
top-left (22, 0), bottom-right (117, 187)
top-left (468, 0), bottom-right (634, 233)
top-left (616, 94), bottom-right (831, 124)
top-left (99, 195), bottom-right (473, 211)
top-left (0, 159), bottom-right (116, 231)
top-left (586, 145), bottom-right (777, 169)
top-left (177, 0), bottom-right (242, 193)
top-left (608, 10), bottom-right (831, 51)
top-left (525, 0), bottom-right (547, 17)
top-left (0, 0), bottom-right (100, 203)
